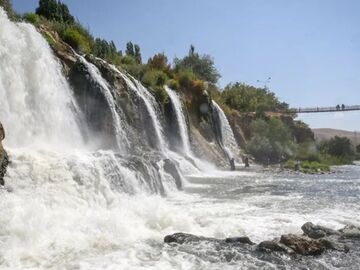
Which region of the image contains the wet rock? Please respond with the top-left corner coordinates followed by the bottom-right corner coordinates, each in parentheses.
top-left (279, 234), bottom-right (347, 256)
top-left (0, 121), bottom-right (8, 186)
top-left (225, 236), bottom-right (255, 245)
top-left (280, 234), bottom-right (326, 255)
top-left (258, 240), bottom-right (294, 254)
top-left (301, 222), bottom-right (340, 239)
top-left (164, 233), bottom-right (211, 244)
top-left (339, 225), bottom-right (360, 239)
top-left (163, 159), bottom-right (182, 190)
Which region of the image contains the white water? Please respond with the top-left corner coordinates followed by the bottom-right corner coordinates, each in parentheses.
top-left (116, 70), bottom-right (167, 152)
top-left (212, 101), bottom-right (239, 160)
top-left (0, 9), bottom-right (82, 150)
top-left (78, 56), bottom-right (129, 152)
top-left (3, 8), bottom-right (358, 270)
top-left (164, 86), bottom-right (192, 156)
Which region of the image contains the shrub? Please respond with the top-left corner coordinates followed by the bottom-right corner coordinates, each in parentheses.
top-left (167, 79), bottom-right (180, 90)
top-left (23, 12), bottom-right (40, 25)
top-left (152, 86), bottom-right (169, 104)
top-left (142, 70), bottom-right (168, 88)
top-left (177, 69), bottom-right (195, 88)
top-left (61, 28), bottom-right (91, 54)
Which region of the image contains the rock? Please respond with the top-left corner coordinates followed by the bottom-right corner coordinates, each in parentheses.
top-left (301, 222), bottom-right (340, 239)
top-left (280, 234), bottom-right (326, 255)
top-left (225, 236), bottom-right (255, 245)
top-left (279, 234), bottom-right (349, 256)
top-left (258, 240), bottom-right (294, 254)
top-left (164, 233), bottom-right (210, 244)
top-left (0, 121), bottom-right (8, 186)
top-left (339, 225), bottom-right (360, 239)
top-left (163, 159), bottom-right (182, 190)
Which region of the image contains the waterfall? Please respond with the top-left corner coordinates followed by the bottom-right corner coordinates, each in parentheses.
top-left (164, 86), bottom-right (191, 156)
top-left (104, 64), bottom-right (167, 152)
top-left (77, 56), bottom-right (129, 152)
top-left (212, 101), bottom-right (239, 160)
top-left (0, 9), bottom-right (171, 195)
top-left (0, 9), bottom-right (83, 150)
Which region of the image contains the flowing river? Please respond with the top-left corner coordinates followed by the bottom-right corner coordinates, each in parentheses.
top-left (1, 162), bottom-right (359, 269)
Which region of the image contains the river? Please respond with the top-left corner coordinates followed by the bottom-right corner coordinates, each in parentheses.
top-left (1, 161), bottom-right (359, 269)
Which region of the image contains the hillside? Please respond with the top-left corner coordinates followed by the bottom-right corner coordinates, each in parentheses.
top-left (313, 128), bottom-right (360, 144)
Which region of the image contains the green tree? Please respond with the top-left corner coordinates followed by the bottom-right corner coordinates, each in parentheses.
top-left (320, 136), bottom-right (355, 158)
top-left (148, 53), bottom-right (170, 71)
top-left (221, 82), bottom-right (287, 114)
top-left (247, 118), bottom-right (294, 163)
top-left (174, 45), bottom-right (220, 83)
top-left (134, 44), bottom-right (142, 64)
top-left (36, 0), bottom-right (75, 23)
top-left (125, 41), bottom-right (135, 56)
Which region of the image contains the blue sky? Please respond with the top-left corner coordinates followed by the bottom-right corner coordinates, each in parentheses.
top-left (12, 0), bottom-right (360, 131)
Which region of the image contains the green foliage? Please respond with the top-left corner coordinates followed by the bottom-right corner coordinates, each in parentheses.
top-left (167, 79), bottom-right (180, 90)
top-left (177, 69), bottom-right (196, 88)
top-left (93, 38), bottom-right (122, 64)
top-left (36, 0), bottom-right (75, 23)
top-left (174, 45), bottom-right (220, 83)
top-left (247, 118), bottom-right (295, 163)
top-left (23, 12), bottom-right (40, 25)
top-left (61, 27), bottom-right (91, 54)
top-left (142, 69), bottom-right (168, 88)
top-left (125, 42), bottom-right (141, 64)
top-left (284, 159), bottom-right (329, 173)
top-left (319, 136), bottom-right (355, 161)
top-left (152, 86), bottom-right (169, 104)
top-left (148, 53), bottom-right (170, 72)
top-left (221, 82), bottom-right (288, 114)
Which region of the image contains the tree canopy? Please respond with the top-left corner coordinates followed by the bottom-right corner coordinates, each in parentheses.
top-left (174, 45), bottom-right (220, 84)
top-left (36, 0), bottom-right (75, 24)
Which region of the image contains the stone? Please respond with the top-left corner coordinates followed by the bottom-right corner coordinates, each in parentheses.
top-left (164, 233), bottom-right (210, 244)
top-left (280, 234), bottom-right (330, 256)
top-left (258, 240), bottom-right (294, 254)
top-left (225, 236), bottom-right (255, 245)
top-left (301, 222), bottom-right (340, 239)
top-left (339, 225), bottom-right (360, 239)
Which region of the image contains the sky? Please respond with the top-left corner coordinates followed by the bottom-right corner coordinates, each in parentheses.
top-left (12, 0), bottom-right (360, 131)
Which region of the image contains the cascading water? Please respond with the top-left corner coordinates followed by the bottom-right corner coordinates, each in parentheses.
top-left (212, 100), bottom-right (239, 160)
top-left (77, 56), bottom-right (129, 152)
top-left (164, 86), bottom-right (192, 156)
top-left (118, 71), bottom-right (167, 152)
top-left (0, 9), bottom-right (83, 150)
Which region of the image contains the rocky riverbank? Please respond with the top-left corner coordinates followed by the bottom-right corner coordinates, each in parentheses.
top-left (164, 222), bottom-right (360, 260)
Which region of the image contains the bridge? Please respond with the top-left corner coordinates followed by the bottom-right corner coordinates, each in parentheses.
top-left (284, 105), bottom-right (360, 114)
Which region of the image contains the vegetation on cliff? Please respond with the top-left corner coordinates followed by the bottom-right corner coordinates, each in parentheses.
top-left (2, 0), bottom-right (356, 170)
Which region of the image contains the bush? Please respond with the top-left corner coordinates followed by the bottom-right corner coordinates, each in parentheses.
top-left (142, 70), bottom-right (168, 88)
top-left (23, 12), bottom-right (40, 25)
top-left (61, 28), bottom-right (91, 54)
top-left (167, 79), bottom-right (180, 90)
top-left (152, 86), bottom-right (169, 104)
top-left (177, 69), bottom-right (195, 88)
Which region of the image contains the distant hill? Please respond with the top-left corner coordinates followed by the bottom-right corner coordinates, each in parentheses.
top-left (313, 128), bottom-right (360, 144)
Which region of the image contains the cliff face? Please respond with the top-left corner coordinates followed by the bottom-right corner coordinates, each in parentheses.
top-left (41, 28), bottom-right (229, 166)
top-left (0, 121), bottom-right (9, 185)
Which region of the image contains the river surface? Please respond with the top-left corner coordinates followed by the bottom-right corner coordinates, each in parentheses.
top-left (1, 160), bottom-right (360, 270)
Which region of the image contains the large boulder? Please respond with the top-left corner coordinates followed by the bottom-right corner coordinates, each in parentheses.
top-left (280, 234), bottom-right (348, 255)
top-left (301, 222), bottom-right (340, 239)
top-left (339, 225), bottom-right (360, 239)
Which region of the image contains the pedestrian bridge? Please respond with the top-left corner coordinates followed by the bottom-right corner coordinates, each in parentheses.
top-left (285, 105), bottom-right (360, 114)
